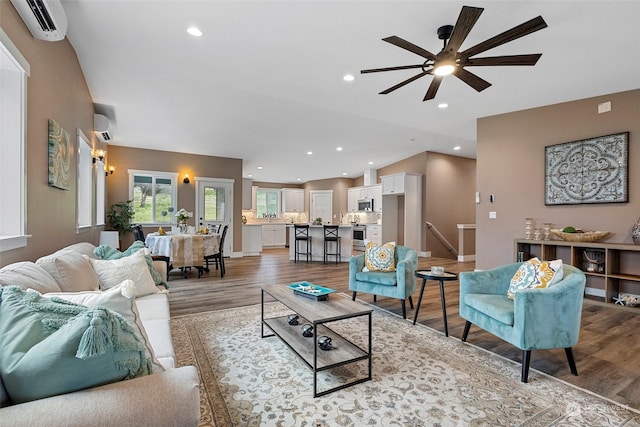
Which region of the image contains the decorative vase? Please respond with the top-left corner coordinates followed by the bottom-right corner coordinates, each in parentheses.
top-left (632, 217), bottom-right (640, 245)
top-left (178, 222), bottom-right (188, 234)
top-left (524, 218), bottom-right (534, 239)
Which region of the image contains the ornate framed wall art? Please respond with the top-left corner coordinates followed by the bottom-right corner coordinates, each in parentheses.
top-left (48, 119), bottom-right (71, 190)
top-left (544, 132), bottom-right (629, 205)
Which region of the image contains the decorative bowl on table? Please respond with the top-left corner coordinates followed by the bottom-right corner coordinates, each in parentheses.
top-left (550, 229), bottom-right (611, 243)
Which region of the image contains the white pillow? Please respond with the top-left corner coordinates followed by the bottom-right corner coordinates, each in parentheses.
top-left (45, 280), bottom-right (164, 373)
top-left (36, 250), bottom-right (100, 292)
top-left (84, 250), bottom-right (158, 297)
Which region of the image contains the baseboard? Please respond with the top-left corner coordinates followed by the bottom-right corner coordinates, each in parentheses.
top-left (457, 254), bottom-right (476, 262)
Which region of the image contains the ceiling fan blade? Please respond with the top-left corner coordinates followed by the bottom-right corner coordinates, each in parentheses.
top-left (423, 75), bottom-right (443, 101)
top-left (380, 70), bottom-right (431, 95)
top-left (361, 64), bottom-right (427, 74)
top-left (459, 16), bottom-right (547, 58)
top-left (382, 36), bottom-right (438, 61)
top-left (454, 67), bottom-right (492, 92)
top-left (464, 53), bottom-right (542, 67)
top-left (445, 6), bottom-right (484, 55)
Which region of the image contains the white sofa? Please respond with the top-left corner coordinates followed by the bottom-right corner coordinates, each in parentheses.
top-left (0, 242), bottom-right (200, 427)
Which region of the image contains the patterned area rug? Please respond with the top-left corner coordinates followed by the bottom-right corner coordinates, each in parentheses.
top-left (170, 298), bottom-right (640, 426)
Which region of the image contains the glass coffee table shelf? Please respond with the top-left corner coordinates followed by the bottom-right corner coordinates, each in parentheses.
top-left (261, 283), bottom-right (372, 397)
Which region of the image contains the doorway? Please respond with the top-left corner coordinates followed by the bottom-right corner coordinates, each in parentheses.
top-left (195, 178), bottom-right (234, 254)
top-left (310, 190), bottom-right (333, 224)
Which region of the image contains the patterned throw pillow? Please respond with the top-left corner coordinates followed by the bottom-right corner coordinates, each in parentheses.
top-left (507, 257), bottom-right (564, 299)
top-left (364, 242), bottom-right (396, 272)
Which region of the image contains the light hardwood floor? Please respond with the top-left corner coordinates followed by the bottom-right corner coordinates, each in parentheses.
top-left (168, 248), bottom-right (640, 410)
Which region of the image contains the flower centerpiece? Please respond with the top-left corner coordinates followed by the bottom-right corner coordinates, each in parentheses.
top-left (175, 208), bottom-right (190, 233)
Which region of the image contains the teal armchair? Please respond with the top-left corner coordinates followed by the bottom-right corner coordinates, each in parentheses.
top-left (459, 262), bottom-right (586, 382)
top-left (349, 245), bottom-right (417, 318)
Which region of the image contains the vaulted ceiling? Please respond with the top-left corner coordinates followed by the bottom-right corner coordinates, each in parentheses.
top-left (62, 0), bottom-right (640, 183)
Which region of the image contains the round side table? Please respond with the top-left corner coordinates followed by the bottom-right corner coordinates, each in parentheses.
top-left (414, 270), bottom-right (458, 336)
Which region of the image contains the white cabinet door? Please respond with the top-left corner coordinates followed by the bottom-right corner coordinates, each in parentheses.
top-left (366, 185), bottom-right (382, 212)
top-left (348, 187), bottom-right (361, 212)
top-left (382, 174), bottom-right (405, 195)
top-left (273, 225), bottom-right (286, 246)
top-left (368, 225), bottom-right (382, 245)
top-left (262, 225), bottom-right (274, 246)
top-left (282, 189), bottom-right (304, 212)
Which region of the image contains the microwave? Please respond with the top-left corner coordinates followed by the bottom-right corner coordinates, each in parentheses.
top-left (358, 198), bottom-right (374, 212)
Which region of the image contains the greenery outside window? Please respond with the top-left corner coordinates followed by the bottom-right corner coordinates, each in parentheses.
top-left (128, 170), bottom-right (178, 225)
top-left (256, 188), bottom-right (281, 218)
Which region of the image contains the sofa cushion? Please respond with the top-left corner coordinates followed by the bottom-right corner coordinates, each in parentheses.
top-left (355, 271), bottom-right (399, 286)
top-left (84, 250), bottom-right (159, 297)
top-left (46, 281), bottom-right (164, 373)
top-left (35, 251), bottom-right (100, 292)
top-left (363, 241), bottom-right (396, 272)
top-left (0, 262), bottom-right (61, 293)
top-left (94, 241), bottom-right (168, 289)
top-left (507, 258), bottom-right (564, 300)
top-left (0, 286), bottom-right (151, 404)
top-left (465, 294), bottom-right (515, 326)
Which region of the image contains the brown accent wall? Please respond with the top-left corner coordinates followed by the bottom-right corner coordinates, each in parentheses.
top-left (106, 146), bottom-right (243, 251)
top-left (476, 89), bottom-right (640, 269)
top-left (376, 152), bottom-right (476, 257)
top-left (1, 3), bottom-right (103, 265)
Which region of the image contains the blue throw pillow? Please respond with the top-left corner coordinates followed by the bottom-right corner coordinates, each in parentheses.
top-left (0, 286), bottom-right (152, 404)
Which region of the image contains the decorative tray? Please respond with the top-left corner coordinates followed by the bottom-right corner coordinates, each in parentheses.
top-left (550, 229), bottom-right (610, 243)
top-left (288, 282), bottom-right (336, 301)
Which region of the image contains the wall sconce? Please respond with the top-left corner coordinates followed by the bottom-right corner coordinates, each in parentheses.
top-left (183, 174), bottom-right (190, 184)
top-left (92, 149), bottom-right (106, 163)
top-left (105, 165), bottom-right (115, 176)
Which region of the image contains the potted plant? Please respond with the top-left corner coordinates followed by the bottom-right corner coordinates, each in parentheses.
top-left (107, 200), bottom-right (135, 240)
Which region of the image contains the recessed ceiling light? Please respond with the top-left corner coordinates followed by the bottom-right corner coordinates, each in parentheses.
top-left (343, 74), bottom-right (355, 82)
top-left (307, 151), bottom-right (313, 155)
top-left (342, 172), bottom-right (348, 176)
top-left (248, 174), bottom-right (253, 177)
top-left (438, 103), bottom-right (449, 109)
top-left (453, 146), bottom-right (461, 151)
top-left (187, 26), bottom-right (203, 37)
top-left (336, 147), bottom-right (343, 151)
top-left (368, 161), bottom-right (374, 165)
top-left (296, 178), bottom-right (302, 181)
top-left (257, 166), bottom-right (263, 170)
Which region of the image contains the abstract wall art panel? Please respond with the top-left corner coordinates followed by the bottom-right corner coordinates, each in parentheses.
top-left (545, 132), bottom-right (629, 205)
top-left (48, 119), bottom-right (71, 190)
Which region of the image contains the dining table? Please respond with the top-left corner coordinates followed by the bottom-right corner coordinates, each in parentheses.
top-left (145, 232), bottom-right (221, 278)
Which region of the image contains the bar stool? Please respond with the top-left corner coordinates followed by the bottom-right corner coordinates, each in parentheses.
top-left (323, 225), bottom-right (341, 264)
top-left (294, 224), bottom-right (312, 263)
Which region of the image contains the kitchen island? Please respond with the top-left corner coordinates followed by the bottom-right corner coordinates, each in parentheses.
top-left (287, 224), bottom-right (352, 262)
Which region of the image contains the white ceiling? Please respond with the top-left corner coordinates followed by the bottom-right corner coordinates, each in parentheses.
top-left (61, 0), bottom-right (640, 184)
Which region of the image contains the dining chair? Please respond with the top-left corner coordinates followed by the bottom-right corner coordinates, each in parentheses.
top-left (132, 224), bottom-right (145, 242)
top-left (132, 223), bottom-right (171, 280)
top-left (204, 225), bottom-right (228, 277)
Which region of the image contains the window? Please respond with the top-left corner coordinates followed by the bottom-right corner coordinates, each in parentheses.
top-left (0, 31), bottom-right (30, 252)
top-left (256, 188), bottom-right (281, 218)
top-left (203, 185), bottom-right (226, 221)
top-left (128, 170), bottom-right (177, 225)
top-left (95, 159), bottom-right (106, 226)
top-left (76, 130), bottom-right (92, 230)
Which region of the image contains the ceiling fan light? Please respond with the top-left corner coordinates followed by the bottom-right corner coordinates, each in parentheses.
top-left (434, 63), bottom-right (455, 76)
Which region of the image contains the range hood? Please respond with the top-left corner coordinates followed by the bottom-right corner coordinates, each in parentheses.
top-left (363, 169), bottom-right (377, 186)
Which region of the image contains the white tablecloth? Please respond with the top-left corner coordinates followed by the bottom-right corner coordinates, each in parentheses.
top-left (145, 233), bottom-right (220, 268)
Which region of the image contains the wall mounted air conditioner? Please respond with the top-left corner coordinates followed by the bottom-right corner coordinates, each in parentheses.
top-left (10, 0), bottom-right (68, 42)
top-left (94, 114), bottom-right (113, 142)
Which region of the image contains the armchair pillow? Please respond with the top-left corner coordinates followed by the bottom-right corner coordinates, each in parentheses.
top-left (363, 241), bottom-right (396, 272)
top-left (0, 286), bottom-right (151, 404)
top-left (507, 257), bottom-right (564, 299)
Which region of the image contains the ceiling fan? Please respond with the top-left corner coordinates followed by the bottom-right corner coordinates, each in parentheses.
top-left (361, 5), bottom-right (547, 101)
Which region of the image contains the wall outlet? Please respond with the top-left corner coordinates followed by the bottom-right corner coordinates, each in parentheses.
top-left (489, 211), bottom-right (497, 219)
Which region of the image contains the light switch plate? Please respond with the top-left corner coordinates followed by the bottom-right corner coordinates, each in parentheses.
top-left (475, 192), bottom-right (480, 204)
top-left (489, 211), bottom-right (497, 219)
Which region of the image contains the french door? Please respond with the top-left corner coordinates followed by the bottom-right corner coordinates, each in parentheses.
top-left (195, 178), bottom-right (234, 255)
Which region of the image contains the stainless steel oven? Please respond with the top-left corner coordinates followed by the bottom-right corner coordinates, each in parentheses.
top-left (352, 225), bottom-right (367, 251)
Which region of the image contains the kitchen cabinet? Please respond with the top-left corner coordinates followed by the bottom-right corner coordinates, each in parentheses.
top-left (382, 174), bottom-right (405, 195)
top-left (368, 225), bottom-right (382, 245)
top-left (282, 189), bottom-right (305, 213)
top-left (242, 225), bottom-right (262, 256)
top-left (347, 187), bottom-right (360, 212)
top-left (242, 179), bottom-right (254, 210)
top-left (262, 224), bottom-right (286, 247)
top-left (367, 185), bottom-right (382, 213)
